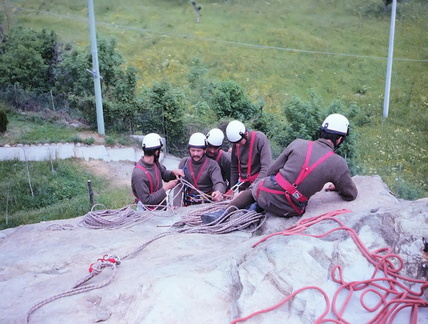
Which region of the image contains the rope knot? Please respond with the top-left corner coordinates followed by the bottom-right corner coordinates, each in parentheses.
top-left (88, 254), bottom-right (121, 273)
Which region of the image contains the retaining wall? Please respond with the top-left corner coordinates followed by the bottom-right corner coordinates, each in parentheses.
top-left (0, 143), bottom-right (144, 162)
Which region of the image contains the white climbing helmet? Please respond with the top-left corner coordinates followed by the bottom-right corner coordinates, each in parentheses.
top-left (226, 120), bottom-right (246, 143)
top-left (206, 128), bottom-right (224, 147)
top-left (188, 132), bottom-right (207, 149)
top-left (142, 133), bottom-right (163, 150)
top-left (320, 114), bottom-right (350, 136)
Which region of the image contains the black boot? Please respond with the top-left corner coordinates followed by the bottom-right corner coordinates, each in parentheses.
top-left (247, 202), bottom-right (263, 213)
top-left (201, 209), bottom-right (227, 224)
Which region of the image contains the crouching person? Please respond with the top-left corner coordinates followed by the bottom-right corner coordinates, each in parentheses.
top-left (202, 114), bottom-right (358, 222)
top-left (131, 133), bottom-right (184, 210)
top-left (173, 132), bottom-right (226, 207)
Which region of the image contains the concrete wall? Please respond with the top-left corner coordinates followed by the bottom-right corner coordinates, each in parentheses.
top-left (0, 143), bottom-right (144, 162)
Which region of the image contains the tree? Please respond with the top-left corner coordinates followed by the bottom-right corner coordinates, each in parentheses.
top-left (137, 81), bottom-right (186, 154)
top-left (280, 94), bottom-right (361, 175)
top-left (0, 27), bottom-right (59, 92)
top-left (0, 109), bottom-right (8, 133)
top-left (281, 94), bottom-right (321, 147)
top-left (104, 66), bottom-right (138, 132)
top-left (208, 80), bottom-right (260, 121)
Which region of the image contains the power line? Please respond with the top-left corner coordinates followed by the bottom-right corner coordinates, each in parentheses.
top-left (10, 5), bottom-right (428, 63)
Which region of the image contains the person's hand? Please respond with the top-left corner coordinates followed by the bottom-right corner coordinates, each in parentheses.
top-left (172, 169), bottom-right (185, 178)
top-left (325, 183), bottom-right (337, 191)
top-left (163, 179), bottom-right (179, 191)
top-left (211, 191), bottom-right (223, 202)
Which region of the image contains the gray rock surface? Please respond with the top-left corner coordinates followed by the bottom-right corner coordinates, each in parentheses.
top-left (0, 176), bottom-right (427, 324)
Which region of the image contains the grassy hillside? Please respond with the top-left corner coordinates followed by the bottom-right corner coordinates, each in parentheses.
top-left (5, 0), bottom-right (426, 107)
top-left (2, 0), bottom-right (428, 198)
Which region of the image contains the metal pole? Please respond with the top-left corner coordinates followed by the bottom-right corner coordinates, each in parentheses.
top-left (383, 0), bottom-right (397, 119)
top-left (88, 0), bottom-right (105, 135)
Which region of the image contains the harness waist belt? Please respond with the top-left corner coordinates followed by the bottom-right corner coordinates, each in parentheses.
top-left (239, 172), bottom-right (259, 184)
top-left (274, 173), bottom-right (308, 202)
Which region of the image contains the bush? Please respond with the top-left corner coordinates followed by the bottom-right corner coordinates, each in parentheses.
top-left (280, 94), bottom-right (361, 176)
top-left (136, 80), bottom-right (186, 155)
top-left (0, 109), bottom-right (8, 133)
top-left (208, 80), bottom-right (260, 121)
top-left (0, 27), bottom-right (59, 92)
top-left (83, 137), bottom-right (95, 145)
top-left (281, 94), bottom-right (322, 147)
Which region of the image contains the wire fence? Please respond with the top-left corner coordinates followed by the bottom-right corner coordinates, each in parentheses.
top-left (8, 5), bottom-right (428, 63)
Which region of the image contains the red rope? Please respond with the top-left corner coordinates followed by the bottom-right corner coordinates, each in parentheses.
top-left (231, 209), bottom-right (428, 324)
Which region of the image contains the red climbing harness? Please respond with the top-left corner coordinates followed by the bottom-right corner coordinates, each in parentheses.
top-left (215, 149), bottom-right (223, 162)
top-left (237, 131), bottom-right (259, 183)
top-left (183, 157), bottom-right (210, 206)
top-left (187, 157), bottom-right (209, 192)
top-left (256, 141), bottom-right (334, 215)
top-left (133, 164), bottom-right (161, 196)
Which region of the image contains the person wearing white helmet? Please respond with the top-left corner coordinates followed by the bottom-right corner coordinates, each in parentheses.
top-left (131, 133), bottom-right (184, 209)
top-left (173, 132), bottom-right (226, 206)
top-left (225, 120), bottom-right (272, 192)
top-left (206, 128), bottom-right (231, 189)
top-left (201, 113), bottom-right (357, 222)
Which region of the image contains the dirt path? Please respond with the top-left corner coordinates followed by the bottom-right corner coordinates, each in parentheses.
top-left (79, 159), bottom-right (135, 188)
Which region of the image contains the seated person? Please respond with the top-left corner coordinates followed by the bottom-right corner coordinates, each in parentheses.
top-left (226, 120), bottom-right (272, 192)
top-left (205, 128), bottom-right (231, 190)
top-left (131, 133), bottom-right (184, 209)
top-left (173, 132), bottom-right (226, 206)
top-left (202, 114), bottom-right (358, 222)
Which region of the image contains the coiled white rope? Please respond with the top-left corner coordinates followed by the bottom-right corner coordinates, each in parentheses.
top-left (24, 180), bottom-right (265, 323)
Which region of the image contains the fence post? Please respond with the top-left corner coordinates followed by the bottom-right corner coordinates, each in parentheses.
top-left (87, 180), bottom-right (94, 208)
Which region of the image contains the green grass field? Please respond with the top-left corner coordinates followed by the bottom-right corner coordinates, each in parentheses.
top-left (1, 0), bottom-right (427, 207)
top-left (6, 0), bottom-right (427, 107)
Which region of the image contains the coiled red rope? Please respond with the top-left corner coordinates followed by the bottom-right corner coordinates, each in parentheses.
top-left (231, 209), bottom-right (428, 324)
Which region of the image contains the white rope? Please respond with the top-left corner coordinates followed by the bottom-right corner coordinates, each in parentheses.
top-left (78, 204), bottom-right (149, 229)
top-left (25, 188), bottom-right (266, 323)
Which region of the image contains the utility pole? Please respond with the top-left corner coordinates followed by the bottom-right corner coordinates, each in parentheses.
top-left (88, 0), bottom-right (105, 135)
top-left (383, 0), bottom-right (397, 119)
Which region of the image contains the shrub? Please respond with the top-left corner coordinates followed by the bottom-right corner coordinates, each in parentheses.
top-left (83, 137), bottom-right (95, 145)
top-left (105, 136), bottom-right (116, 146)
top-left (0, 109), bottom-right (8, 133)
top-left (280, 94), bottom-right (361, 176)
top-left (281, 94), bottom-right (321, 147)
top-left (208, 80), bottom-right (260, 121)
top-left (0, 27), bottom-right (59, 92)
top-left (136, 80), bottom-right (186, 155)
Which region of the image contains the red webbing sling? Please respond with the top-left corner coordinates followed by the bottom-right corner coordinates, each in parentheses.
top-left (256, 141), bottom-right (334, 215)
top-left (237, 131), bottom-right (259, 183)
top-left (134, 164), bottom-right (161, 194)
top-left (215, 149), bottom-right (223, 162)
top-left (132, 164), bottom-right (162, 208)
top-left (186, 157), bottom-right (209, 193)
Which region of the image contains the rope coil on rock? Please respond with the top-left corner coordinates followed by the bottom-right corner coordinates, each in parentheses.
top-left (24, 191), bottom-right (265, 323)
top-left (78, 204), bottom-right (147, 229)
